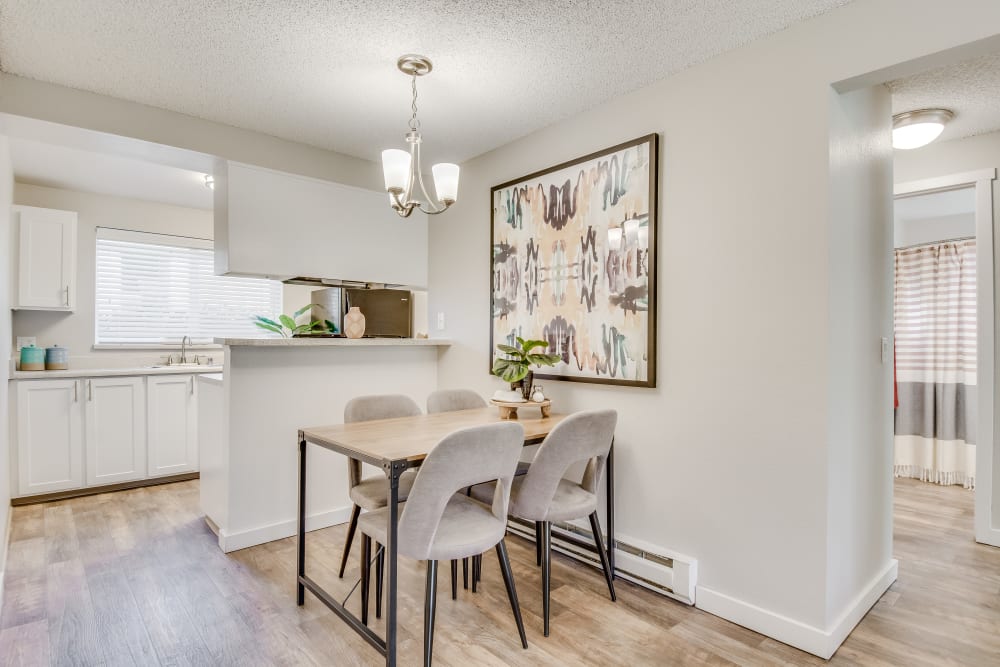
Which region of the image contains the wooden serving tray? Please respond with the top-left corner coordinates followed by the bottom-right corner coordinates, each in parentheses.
top-left (489, 398), bottom-right (552, 419)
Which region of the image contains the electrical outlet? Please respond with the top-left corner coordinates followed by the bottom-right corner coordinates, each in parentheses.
top-left (437, 312), bottom-right (446, 330)
top-left (16, 336), bottom-right (36, 351)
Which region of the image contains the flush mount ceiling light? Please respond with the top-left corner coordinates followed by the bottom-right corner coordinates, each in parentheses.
top-left (204, 174), bottom-right (215, 190)
top-left (892, 109), bottom-right (954, 150)
top-left (381, 54), bottom-right (459, 217)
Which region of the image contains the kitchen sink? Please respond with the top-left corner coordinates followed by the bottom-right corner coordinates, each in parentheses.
top-left (148, 362), bottom-right (215, 369)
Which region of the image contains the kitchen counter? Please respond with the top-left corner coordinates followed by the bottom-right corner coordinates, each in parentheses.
top-left (215, 337), bottom-right (450, 347)
top-left (9, 365), bottom-right (223, 380)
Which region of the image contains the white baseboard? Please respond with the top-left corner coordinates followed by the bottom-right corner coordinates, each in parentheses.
top-left (975, 524), bottom-right (1000, 548)
top-left (217, 505), bottom-right (353, 553)
top-left (696, 559), bottom-right (898, 659)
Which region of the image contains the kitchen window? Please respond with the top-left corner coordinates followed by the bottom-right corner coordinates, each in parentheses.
top-left (95, 227), bottom-right (282, 345)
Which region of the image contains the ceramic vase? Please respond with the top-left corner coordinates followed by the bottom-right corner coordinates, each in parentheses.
top-left (512, 370), bottom-right (534, 401)
top-left (344, 306), bottom-right (366, 339)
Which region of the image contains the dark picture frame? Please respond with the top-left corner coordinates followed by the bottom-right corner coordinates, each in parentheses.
top-left (490, 133), bottom-right (659, 387)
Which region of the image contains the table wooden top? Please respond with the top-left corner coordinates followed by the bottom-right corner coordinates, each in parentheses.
top-left (300, 407), bottom-right (566, 467)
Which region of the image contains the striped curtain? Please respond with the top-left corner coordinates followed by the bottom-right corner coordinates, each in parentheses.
top-left (894, 238), bottom-right (976, 489)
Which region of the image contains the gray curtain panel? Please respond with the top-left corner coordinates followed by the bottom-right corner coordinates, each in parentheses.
top-left (893, 239), bottom-right (977, 488)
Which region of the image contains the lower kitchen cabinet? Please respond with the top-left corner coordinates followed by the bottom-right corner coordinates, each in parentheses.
top-left (16, 379), bottom-right (84, 495)
top-left (13, 373), bottom-right (201, 498)
top-left (84, 376), bottom-right (147, 486)
top-left (146, 374), bottom-right (199, 477)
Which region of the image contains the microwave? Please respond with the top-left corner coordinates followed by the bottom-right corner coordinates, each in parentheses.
top-left (310, 287), bottom-right (412, 338)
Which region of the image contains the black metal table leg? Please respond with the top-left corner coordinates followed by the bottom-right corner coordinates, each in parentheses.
top-left (607, 439), bottom-right (615, 579)
top-left (297, 434), bottom-right (307, 605)
top-left (385, 460), bottom-right (404, 667)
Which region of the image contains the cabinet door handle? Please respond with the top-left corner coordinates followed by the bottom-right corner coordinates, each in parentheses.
top-left (64, 286), bottom-right (69, 306)
top-left (87, 380), bottom-right (93, 401)
top-left (73, 382), bottom-right (78, 402)
top-left (190, 376), bottom-right (195, 395)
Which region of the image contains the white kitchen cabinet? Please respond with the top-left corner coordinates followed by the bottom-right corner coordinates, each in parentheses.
top-left (16, 379), bottom-right (84, 495)
top-left (214, 162), bottom-right (428, 287)
top-left (84, 377), bottom-right (147, 486)
top-left (13, 205), bottom-right (78, 310)
top-left (146, 374), bottom-right (199, 477)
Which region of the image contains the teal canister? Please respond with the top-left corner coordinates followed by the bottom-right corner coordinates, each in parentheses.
top-left (20, 345), bottom-right (45, 371)
top-left (45, 345), bottom-right (69, 371)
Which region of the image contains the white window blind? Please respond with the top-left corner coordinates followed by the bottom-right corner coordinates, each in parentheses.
top-left (95, 228), bottom-right (282, 345)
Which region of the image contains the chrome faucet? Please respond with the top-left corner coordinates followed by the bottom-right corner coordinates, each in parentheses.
top-left (180, 335), bottom-right (191, 364)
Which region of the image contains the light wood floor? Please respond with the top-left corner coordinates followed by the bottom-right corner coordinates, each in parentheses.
top-left (1, 478), bottom-right (997, 666)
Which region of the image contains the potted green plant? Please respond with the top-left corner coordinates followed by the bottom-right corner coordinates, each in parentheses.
top-left (491, 337), bottom-right (561, 400)
top-left (253, 304), bottom-right (337, 337)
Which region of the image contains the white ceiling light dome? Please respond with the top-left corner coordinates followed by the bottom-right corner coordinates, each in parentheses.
top-left (892, 108), bottom-right (954, 150)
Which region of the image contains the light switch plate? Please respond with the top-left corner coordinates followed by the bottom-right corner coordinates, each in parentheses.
top-left (437, 312), bottom-right (445, 330)
top-left (16, 336), bottom-right (36, 351)
top-left (880, 337), bottom-right (890, 364)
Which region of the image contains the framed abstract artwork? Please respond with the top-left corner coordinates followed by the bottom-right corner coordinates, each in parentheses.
top-left (490, 133), bottom-right (658, 387)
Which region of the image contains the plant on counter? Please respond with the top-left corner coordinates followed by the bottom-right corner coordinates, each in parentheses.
top-left (491, 337), bottom-right (561, 400)
top-left (253, 304), bottom-right (338, 337)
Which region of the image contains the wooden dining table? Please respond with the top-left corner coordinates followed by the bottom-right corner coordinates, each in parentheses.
top-left (295, 406), bottom-right (616, 667)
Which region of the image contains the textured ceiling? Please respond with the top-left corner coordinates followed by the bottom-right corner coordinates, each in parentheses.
top-left (889, 52), bottom-right (1000, 145)
top-left (0, 0), bottom-right (850, 165)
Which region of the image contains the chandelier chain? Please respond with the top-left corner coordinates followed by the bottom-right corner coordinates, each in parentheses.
top-left (408, 74), bottom-right (420, 131)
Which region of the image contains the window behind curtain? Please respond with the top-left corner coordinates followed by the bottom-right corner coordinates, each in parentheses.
top-left (95, 228), bottom-right (282, 345)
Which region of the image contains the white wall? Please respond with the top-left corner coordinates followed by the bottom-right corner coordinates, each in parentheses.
top-left (428, 0), bottom-right (1000, 657)
top-left (894, 212), bottom-right (975, 248)
top-left (11, 184), bottom-right (308, 367)
top-left (825, 84), bottom-right (895, 629)
top-left (0, 136), bottom-right (13, 589)
top-left (12, 184), bottom-right (215, 367)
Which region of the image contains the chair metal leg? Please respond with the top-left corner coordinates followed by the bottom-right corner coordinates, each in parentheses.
top-left (361, 534), bottom-right (371, 626)
top-left (376, 542), bottom-right (385, 618)
top-left (338, 504), bottom-right (361, 578)
top-left (450, 560), bottom-right (458, 600)
top-left (541, 520), bottom-right (551, 637)
top-left (471, 554), bottom-right (478, 593)
top-left (589, 512), bottom-right (617, 602)
top-left (495, 540), bottom-right (529, 649)
top-left (535, 521), bottom-right (542, 567)
top-left (476, 554), bottom-right (482, 583)
top-left (463, 558), bottom-right (469, 590)
top-left (424, 560), bottom-right (439, 667)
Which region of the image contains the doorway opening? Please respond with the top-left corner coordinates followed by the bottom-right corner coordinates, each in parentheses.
top-left (893, 170), bottom-right (997, 545)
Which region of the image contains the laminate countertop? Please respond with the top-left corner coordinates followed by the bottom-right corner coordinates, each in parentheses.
top-left (215, 337), bottom-right (450, 347)
top-left (9, 365), bottom-right (223, 380)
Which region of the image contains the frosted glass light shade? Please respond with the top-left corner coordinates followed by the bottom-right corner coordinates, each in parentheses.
top-left (382, 149), bottom-right (411, 191)
top-left (891, 109), bottom-right (953, 150)
top-left (432, 163), bottom-right (460, 203)
top-left (892, 123), bottom-right (945, 150)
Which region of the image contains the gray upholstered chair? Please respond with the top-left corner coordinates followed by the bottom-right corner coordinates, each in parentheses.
top-left (338, 394), bottom-right (422, 595)
top-left (470, 409), bottom-right (618, 636)
top-left (426, 388), bottom-right (487, 413)
top-left (427, 388), bottom-right (488, 594)
top-left (358, 422), bottom-right (529, 665)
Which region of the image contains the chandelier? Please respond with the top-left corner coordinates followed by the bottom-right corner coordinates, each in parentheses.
top-left (381, 54), bottom-right (459, 217)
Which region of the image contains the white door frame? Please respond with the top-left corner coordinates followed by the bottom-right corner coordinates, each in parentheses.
top-left (894, 168), bottom-right (998, 546)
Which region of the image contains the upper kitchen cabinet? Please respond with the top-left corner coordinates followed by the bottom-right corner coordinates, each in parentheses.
top-left (213, 162), bottom-right (428, 288)
top-left (12, 205), bottom-right (78, 311)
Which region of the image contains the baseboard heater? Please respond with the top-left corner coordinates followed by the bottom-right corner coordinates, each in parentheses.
top-left (506, 517), bottom-right (697, 605)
